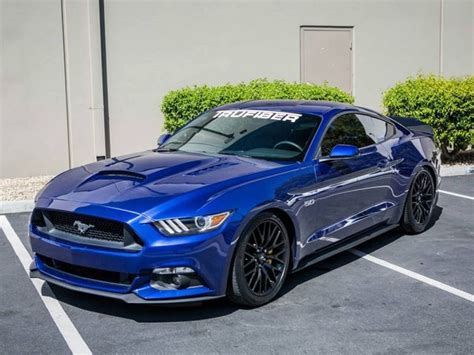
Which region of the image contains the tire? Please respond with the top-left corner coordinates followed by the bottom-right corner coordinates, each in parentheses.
top-left (228, 212), bottom-right (291, 307)
top-left (400, 168), bottom-right (436, 234)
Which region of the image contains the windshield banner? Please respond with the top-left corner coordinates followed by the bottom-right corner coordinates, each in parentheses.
top-left (213, 110), bottom-right (302, 123)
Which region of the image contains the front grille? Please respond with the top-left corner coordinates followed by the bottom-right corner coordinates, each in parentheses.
top-left (47, 210), bottom-right (124, 243)
top-left (38, 254), bottom-right (136, 285)
top-left (32, 208), bottom-right (142, 249)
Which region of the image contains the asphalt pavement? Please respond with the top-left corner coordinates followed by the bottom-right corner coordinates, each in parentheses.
top-left (0, 175), bottom-right (473, 354)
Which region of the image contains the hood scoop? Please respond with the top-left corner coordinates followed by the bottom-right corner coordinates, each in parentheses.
top-left (94, 170), bottom-right (146, 181)
top-left (72, 170), bottom-right (147, 193)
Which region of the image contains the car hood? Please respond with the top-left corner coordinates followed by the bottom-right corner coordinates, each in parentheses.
top-left (38, 150), bottom-right (296, 216)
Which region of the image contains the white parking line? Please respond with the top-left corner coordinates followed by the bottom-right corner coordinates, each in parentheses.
top-left (0, 216), bottom-right (92, 355)
top-left (351, 249), bottom-right (474, 303)
top-left (439, 190), bottom-right (474, 201)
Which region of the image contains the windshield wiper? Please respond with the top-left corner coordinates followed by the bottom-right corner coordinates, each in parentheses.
top-left (194, 127), bottom-right (234, 140)
top-left (218, 151), bottom-right (253, 159)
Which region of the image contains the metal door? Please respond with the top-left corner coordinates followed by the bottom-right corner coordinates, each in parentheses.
top-left (300, 27), bottom-right (353, 93)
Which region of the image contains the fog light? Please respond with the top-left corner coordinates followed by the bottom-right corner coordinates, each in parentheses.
top-left (171, 274), bottom-right (190, 289)
top-left (152, 267), bottom-right (194, 275)
top-left (150, 267), bottom-right (202, 290)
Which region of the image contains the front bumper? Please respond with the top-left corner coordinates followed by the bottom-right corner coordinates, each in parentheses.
top-left (29, 262), bottom-right (223, 304)
top-left (29, 199), bottom-right (240, 303)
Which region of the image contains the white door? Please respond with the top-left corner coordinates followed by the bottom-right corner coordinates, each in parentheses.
top-left (300, 27), bottom-right (353, 94)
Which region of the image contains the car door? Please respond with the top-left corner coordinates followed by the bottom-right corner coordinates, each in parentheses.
top-left (300, 113), bottom-right (396, 256)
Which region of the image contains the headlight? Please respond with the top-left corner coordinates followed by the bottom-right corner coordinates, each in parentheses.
top-left (153, 211), bottom-right (231, 236)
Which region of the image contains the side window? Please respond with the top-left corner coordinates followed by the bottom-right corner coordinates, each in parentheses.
top-left (320, 114), bottom-right (373, 156)
top-left (356, 114), bottom-right (395, 144)
top-left (320, 114), bottom-right (397, 156)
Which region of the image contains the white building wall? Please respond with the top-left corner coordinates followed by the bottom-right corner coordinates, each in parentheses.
top-left (104, 0), bottom-right (472, 157)
top-left (1, 0), bottom-right (472, 178)
top-left (1, 0), bottom-right (70, 177)
top-left (0, 0), bottom-right (104, 178)
top-left (441, 0), bottom-right (474, 76)
top-left (61, 0), bottom-right (105, 167)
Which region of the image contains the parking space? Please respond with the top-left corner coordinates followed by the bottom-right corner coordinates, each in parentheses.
top-left (1, 175), bottom-right (473, 354)
top-left (0, 229), bottom-right (70, 354)
top-left (439, 175), bottom-right (474, 197)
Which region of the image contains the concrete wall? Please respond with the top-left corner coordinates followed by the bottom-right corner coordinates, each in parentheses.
top-left (1, 0), bottom-right (69, 177)
top-left (441, 0), bottom-right (474, 76)
top-left (1, 0), bottom-right (473, 178)
top-left (104, 0), bottom-right (473, 157)
top-left (61, 0), bottom-right (105, 167)
top-left (0, 0), bottom-right (104, 178)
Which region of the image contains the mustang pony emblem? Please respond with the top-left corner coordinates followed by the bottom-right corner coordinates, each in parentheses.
top-left (73, 220), bottom-right (95, 234)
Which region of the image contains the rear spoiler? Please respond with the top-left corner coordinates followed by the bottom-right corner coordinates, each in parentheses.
top-left (389, 116), bottom-right (434, 136)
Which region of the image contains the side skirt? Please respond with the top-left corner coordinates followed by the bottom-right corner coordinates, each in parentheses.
top-left (292, 223), bottom-right (399, 272)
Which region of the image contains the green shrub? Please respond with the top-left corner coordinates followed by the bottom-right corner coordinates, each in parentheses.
top-left (161, 79), bottom-right (354, 133)
top-left (383, 74), bottom-right (474, 160)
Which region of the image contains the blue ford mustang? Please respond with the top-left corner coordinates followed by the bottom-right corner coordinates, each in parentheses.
top-left (30, 100), bottom-right (440, 306)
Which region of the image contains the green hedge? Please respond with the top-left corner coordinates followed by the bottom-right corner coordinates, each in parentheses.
top-left (161, 79), bottom-right (354, 133)
top-left (383, 75), bottom-right (474, 159)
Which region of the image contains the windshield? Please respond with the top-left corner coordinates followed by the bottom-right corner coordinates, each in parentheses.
top-left (159, 109), bottom-right (322, 161)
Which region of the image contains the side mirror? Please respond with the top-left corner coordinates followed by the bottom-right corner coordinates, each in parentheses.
top-left (321, 144), bottom-right (360, 161)
top-left (157, 133), bottom-right (171, 147)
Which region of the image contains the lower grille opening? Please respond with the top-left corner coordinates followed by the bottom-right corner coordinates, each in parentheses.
top-left (38, 254), bottom-right (136, 285)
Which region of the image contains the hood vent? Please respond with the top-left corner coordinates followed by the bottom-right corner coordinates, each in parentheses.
top-left (186, 162), bottom-right (239, 176)
top-left (95, 170), bottom-right (146, 181)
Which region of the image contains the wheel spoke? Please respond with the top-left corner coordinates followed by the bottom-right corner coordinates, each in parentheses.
top-left (256, 268), bottom-right (263, 293)
top-left (260, 267), bottom-right (268, 292)
top-left (270, 231), bottom-right (282, 249)
top-left (267, 263), bottom-right (283, 274)
top-left (274, 249), bottom-right (285, 257)
top-left (250, 268), bottom-right (261, 292)
top-left (261, 223), bottom-right (267, 243)
top-left (263, 225), bottom-right (278, 248)
top-left (244, 257), bottom-right (256, 268)
top-left (261, 266), bottom-right (275, 286)
top-left (265, 264), bottom-right (277, 282)
top-left (247, 236), bottom-right (258, 249)
top-left (248, 268), bottom-right (258, 289)
top-left (266, 255), bottom-right (285, 264)
top-left (418, 204), bottom-right (424, 220)
top-left (244, 251), bottom-right (254, 259)
top-left (419, 202), bottom-right (428, 213)
top-left (245, 265), bottom-right (257, 277)
top-left (255, 225), bottom-right (263, 245)
top-left (418, 205), bottom-right (428, 222)
top-left (414, 205), bottom-right (421, 223)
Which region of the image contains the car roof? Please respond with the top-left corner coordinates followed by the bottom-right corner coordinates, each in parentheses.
top-left (215, 100), bottom-right (378, 117)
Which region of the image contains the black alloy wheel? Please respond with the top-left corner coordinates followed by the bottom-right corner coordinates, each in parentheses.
top-left (244, 220), bottom-right (287, 295)
top-left (228, 212), bottom-right (290, 307)
top-left (411, 171), bottom-right (435, 224)
top-left (401, 168), bottom-right (436, 234)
